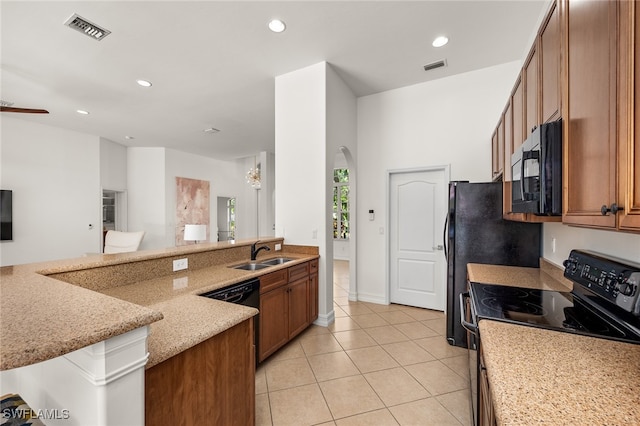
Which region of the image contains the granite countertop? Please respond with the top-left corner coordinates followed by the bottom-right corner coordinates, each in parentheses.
top-left (0, 238), bottom-right (318, 370)
top-left (480, 320), bottom-right (640, 425)
top-left (101, 252), bottom-right (316, 368)
top-left (467, 258), bottom-right (573, 292)
top-left (0, 265), bottom-right (162, 370)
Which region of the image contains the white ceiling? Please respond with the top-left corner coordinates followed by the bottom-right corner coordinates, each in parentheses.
top-left (1, 0), bottom-right (547, 160)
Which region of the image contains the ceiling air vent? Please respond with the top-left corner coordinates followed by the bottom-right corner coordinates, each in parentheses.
top-left (64, 13), bottom-right (111, 41)
top-left (423, 59), bottom-right (447, 72)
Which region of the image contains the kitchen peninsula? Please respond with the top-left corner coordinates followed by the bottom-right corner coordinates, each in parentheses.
top-left (0, 238), bottom-right (319, 426)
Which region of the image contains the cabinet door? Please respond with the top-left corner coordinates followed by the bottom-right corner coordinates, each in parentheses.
top-left (540, 0), bottom-right (561, 123)
top-left (524, 45), bottom-right (538, 136)
top-left (512, 76), bottom-right (525, 150)
top-left (259, 287), bottom-right (288, 362)
top-left (504, 99), bottom-right (513, 182)
top-left (618, 0), bottom-right (640, 231)
top-left (145, 320), bottom-right (254, 426)
top-left (563, 0), bottom-right (618, 229)
top-left (309, 273), bottom-right (318, 322)
top-left (288, 277), bottom-right (309, 339)
top-left (491, 116), bottom-right (505, 182)
top-left (491, 129), bottom-right (499, 181)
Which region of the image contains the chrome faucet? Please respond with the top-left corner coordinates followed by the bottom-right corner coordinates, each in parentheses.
top-left (250, 241), bottom-right (271, 261)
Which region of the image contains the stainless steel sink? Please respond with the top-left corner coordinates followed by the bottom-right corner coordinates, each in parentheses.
top-left (233, 262), bottom-right (271, 271)
top-left (260, 257), bottom-right (293, 266)
top-left (230, 257), bottom-right (293, 270)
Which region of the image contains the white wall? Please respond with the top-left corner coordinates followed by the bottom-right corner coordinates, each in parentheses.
top-left (275, 62), bottom-right (357, 324)
top-left (127, 147), bottom-right (168, 250)
top-left (258, 151), bottom-right (276, 238)
top-left (355, 61), bottom-right (522, 302)
top-left (0, 117), bottom-right (102, 265)
top-left (100, 138), bottom-right (127, 191)
top-left (0, 118), bottom-right (261, 263)
top-left (327, 65), bottom-right (358, 298)
top-left (165, 148), bottom-right (251, 242)
top-left (275, 62), bottom-right (327, 246)
top-left (128, 147), bottom-right (258, 250)
top-left (276, 62), bottom-right (329, 320)
top-left (543, 223), bottom-right (640, 266)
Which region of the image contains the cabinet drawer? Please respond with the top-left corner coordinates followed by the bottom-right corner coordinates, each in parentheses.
top-left (288, 262), bottom-right (310, 282)
top-left (260, 269), bottom-right (287, 294)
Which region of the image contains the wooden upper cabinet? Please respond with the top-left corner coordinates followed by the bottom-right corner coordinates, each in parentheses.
top-left (562, 0), bottom-right (618, 229)
top-left (491, 130), bottom-right (499, 181)
top-left (497, 112), bottom-right (505, 178)
top-left (504, 100), bottom-right (513, 182)
top-left (524, 45), bottom-right (538, 136)
top-left (618, 0), bottom-right (640, 231)
top-left (540, 1), bottom-right (561, 123)
top-left (491, 116), bottom-right (504, 182)
top-left (512, 76), bottom-right (525, 150)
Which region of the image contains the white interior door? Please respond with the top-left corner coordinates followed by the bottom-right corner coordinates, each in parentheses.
top-left (389, 168), bottom-right (447, 310)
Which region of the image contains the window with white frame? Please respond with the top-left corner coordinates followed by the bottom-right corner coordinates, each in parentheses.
top-left (333, 168), bottom-right (350, 239)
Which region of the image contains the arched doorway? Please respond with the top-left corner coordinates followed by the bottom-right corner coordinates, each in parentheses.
top-left (333, 147), bottom-right (357, 301)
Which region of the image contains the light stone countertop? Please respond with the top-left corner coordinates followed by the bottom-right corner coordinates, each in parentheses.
top-left (0, 263), bottom-right (163, 370)
top-left (479, 320), bottom-right (640, 425)
top-left (101, 252), bottom-right (317, 368)
top-left (468, 260), bottom-right (640, 425)
top-left (1, 238), bottom-right (318, 370)
top-left (467, 258), bottom-right (573, 292)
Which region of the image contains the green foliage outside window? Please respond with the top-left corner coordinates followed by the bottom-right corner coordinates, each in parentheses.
top-left (333, 168), bottom-right (350, 239)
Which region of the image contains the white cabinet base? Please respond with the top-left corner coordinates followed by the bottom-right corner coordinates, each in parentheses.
top-left (0, 326), bottom-right (149, 426)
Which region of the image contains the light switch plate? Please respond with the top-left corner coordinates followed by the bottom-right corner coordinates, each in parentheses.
top-left (173, 258), bottom-right (188, 271)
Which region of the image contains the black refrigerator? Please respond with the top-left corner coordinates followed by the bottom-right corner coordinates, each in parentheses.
top-left (445, 181), bottom-right (541, 348)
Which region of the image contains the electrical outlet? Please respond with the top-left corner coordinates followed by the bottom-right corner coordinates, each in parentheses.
top-left (552, 238), bottom-right (557, 253)
top-left (173, 258), bottom-right (188, 271)
top-left (275, 243), bottom-right (282, 251)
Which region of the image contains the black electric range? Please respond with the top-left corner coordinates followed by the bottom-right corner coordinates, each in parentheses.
top-left (463, 250), bottom-right (640, 426)
top-left (467, 250), bottom-right (640, 344)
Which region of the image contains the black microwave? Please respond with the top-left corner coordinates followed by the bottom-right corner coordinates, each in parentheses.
top-left (511, 120), bottom-right (562, 215)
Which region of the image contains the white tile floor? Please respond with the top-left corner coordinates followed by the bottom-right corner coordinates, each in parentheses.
top-left (256, 260), bottom-right (471, 426)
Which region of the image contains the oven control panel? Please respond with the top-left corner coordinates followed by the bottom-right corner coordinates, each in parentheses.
top-left (563, 250), bottom-right (640, 316)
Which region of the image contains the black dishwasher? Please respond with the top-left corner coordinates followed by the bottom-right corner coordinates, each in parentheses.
top-left (200, 278), bottom-right (260, 361)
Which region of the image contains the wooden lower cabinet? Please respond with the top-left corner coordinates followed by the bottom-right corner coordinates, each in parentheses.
top-left (309, 272), bottom-right (318, 322)
top-left (259, 283), bottom-right (289, 361)
top-left (258, 259), bottom-right (318, 362)
top-left (288, 277), bottom-right (310, 338)
top-left (145, 319), bottom-right (255, 426)
top-left (259, 276), bottom-right (309, 361)
top-left (479, 345), bottom-right (497, 426)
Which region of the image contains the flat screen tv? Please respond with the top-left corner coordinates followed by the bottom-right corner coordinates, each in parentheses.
top-left (1, 190), bottom-right (13, 241)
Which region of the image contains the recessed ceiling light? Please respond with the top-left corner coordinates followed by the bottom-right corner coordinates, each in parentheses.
top-left (136, 79), bottom-right (152, 87)
top-left (432, 36), bottom-right (449, 48)
top-left (268, 19), bottom-right (286, 33)
top-left (125, 135), bottom-right (135, 140)
top-left (76, 109), bottom-right (89, 115)
top-left (203, 127), bottom-right (220, 134)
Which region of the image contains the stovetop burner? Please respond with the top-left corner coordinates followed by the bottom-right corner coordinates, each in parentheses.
top-left (480, 297), bottom-right (546, 316)
top-left (470, 282), bottom-right (640, 343)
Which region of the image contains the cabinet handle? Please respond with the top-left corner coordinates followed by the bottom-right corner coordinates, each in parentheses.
top-left (600, 203), bottom-right (623, 216)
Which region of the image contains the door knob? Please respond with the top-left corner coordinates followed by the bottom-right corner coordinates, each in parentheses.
top-left (433, 245), bottom-right (444, 250)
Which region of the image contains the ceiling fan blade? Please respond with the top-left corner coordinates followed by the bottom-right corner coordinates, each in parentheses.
top-left (0, 106), bottom-right (49, 114)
